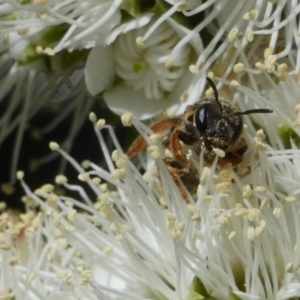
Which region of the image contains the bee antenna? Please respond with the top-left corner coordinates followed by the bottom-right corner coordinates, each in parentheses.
top-left (235, 108), bottom-right (273, 116)
top-left (206, 77), bottom-right (223, 114)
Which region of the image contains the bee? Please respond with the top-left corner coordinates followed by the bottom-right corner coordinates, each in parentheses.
top-left (126, 78), bottom-right (273, 202)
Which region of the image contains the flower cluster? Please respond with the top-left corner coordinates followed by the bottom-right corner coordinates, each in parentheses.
top-left (1, 108), bottom-right (300, 300)
top-left (1, 0), bottom-right (300, 181)
top-left (1, 0), bottom-right (300, 120)
top-left (1, 0), bottom-right (300, 299)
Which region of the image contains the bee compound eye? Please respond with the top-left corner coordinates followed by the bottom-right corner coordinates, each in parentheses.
top-left (195, 105), bottom-right (208, 135)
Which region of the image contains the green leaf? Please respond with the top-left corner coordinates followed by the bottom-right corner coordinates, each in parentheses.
top-left (4, 13), bottom-right (17, 21)
top-left (229, 292), bottom-right (243, 300)
top-left (17, 44), bottom-right (45, 66)
top-left (121, 0), bottom-right (141, 17)
top-left (277, 123), bottom-right (300, 149)
top-left (60, 49), bottom-right (90, 70)
top-left (188, 291), bottom-right (205, 300)
top-left (39, 24), bottom-right (69, 47)
top-left (153, 0), bottom-right (191, 28)
top-left (191, 277), bottom-right (210, 298)
top-left (20, 0), bottom-right (31, 4)
top-left (17, 25), bottom-right (71, 67)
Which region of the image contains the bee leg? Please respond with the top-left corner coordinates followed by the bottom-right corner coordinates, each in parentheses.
top-left (223, 137), bottom-right (248, 166)
top-left (176, 123), bottom-right (199, 146)
top-left (170, 129), bottom-right (196, 167)
top-left (126, 118), bottom-right (184, 159)
top-left (163, 158), bottom-right (189, 177)
top-left (211, 138), bottom-right (247, 167)
top-left (163, 158), bottom-right (191, 203)
top-left (227, 137), bottom-right (247, 157)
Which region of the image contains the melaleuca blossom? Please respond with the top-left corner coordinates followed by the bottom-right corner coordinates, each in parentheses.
top-left (85, 13), bottom-right (202, 119)
top-left (0, 0), bottom-right (122, 54)
top-left (177, 0), bottom-right (300, 108)
top-left (4, 105), bottom-right (300, 299)
top-left (0, 0), bottom-right (122, 183)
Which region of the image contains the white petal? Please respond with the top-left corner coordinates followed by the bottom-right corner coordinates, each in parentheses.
top-left (85, 46), bottom-right (115, 96)
top-left (104, 83), bottom-right (164, 119)
top-left (46, 292), bottom-right (76, 300)
top-left (167, 18), bottom-right (203, 54)
top-left (105, 13), bottom-right (154, 45)
top-left (168, 68), bottom-right (202, 116)
top-left (277, 283), bottom-right (300, 300)
top-left (232, 291), bottom-right (261, 300)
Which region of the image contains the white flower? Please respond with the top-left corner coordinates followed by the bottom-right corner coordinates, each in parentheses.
top-left (0, 0), bottom-right (122, 54)
top-left (6, 101), bottom-right (300, 299)
top-left (235, 75), bottom-right (300, 151)
top-left (84, 0), bottom-right (300, 119)
top-left (1, 0), bottom-right (299, 179)
top-left (164, 0), bottom-right (300, 106)
top-left (0, 0), bottom-right (122, 184)
top-left (2, 1), bottom-right (300, 299)
top-left (85, 14), bottom-right (202, 119)
top-left (0, 54), bottom-right (94, 185)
